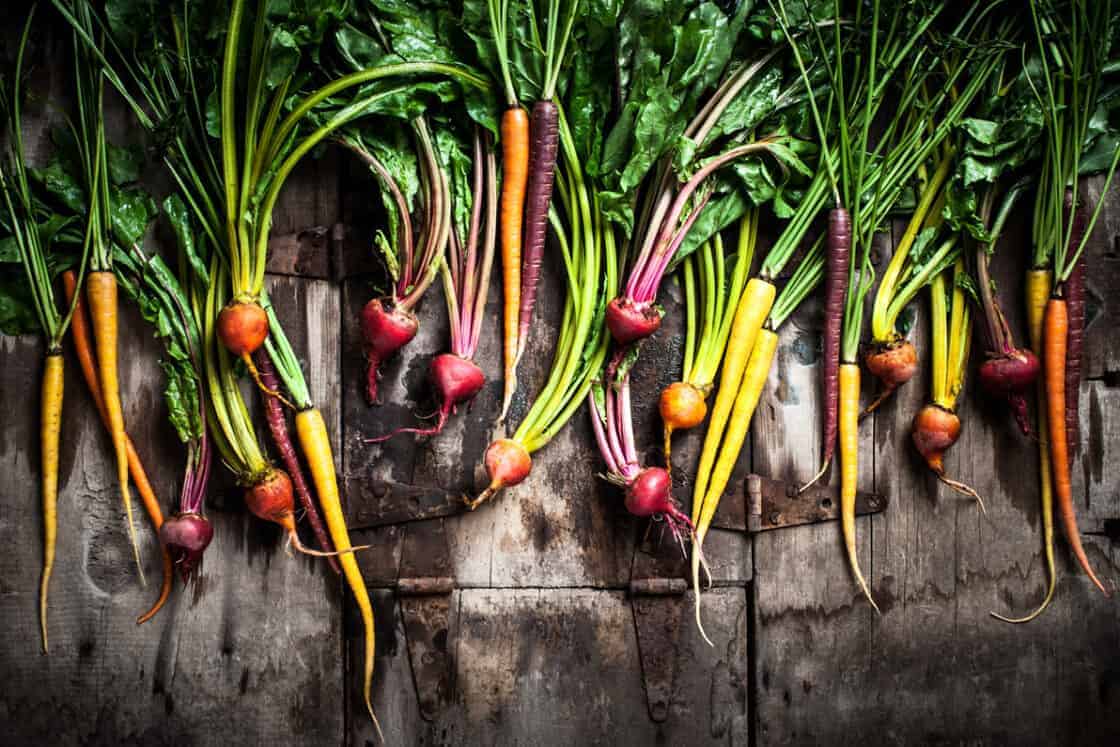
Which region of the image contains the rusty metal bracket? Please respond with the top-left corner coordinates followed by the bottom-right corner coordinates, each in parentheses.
top-left (629, 529), bottom-right (688, 723)
top-left (396, 519), bottom-right (456, 721)
top-left (746, 473), bottom-right (887, 532)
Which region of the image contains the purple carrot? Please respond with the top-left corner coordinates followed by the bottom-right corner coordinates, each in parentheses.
top-left (804, 207), bottom-right (850, 491)
top-left (1063, 187), bottom-right (1088, 455)
top-left (255, 351), bottom-right (340, 574)
top-left (515, 100), bottom-right (560, 362)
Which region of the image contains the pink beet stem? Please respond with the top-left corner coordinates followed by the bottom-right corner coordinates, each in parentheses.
top-left (589, 390), bottom-right (622, 476)
top-left (254, 351), bottom-right (340, 574)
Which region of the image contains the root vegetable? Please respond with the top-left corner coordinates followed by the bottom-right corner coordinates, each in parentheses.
top-left (361, 297), bottom-right (419, 405)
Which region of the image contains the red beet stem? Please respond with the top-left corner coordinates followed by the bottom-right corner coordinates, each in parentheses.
top-left (516, 100), bottom-right (560, 361)
top-left (254, 352), bottom-right (340, 574)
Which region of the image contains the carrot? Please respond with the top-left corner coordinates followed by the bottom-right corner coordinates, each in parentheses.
top-left (255, 351), bottom-right (339, 574)
top-left (499, 105), bottom-right (529, 418)
top-left (992, 269), bottom-right (1056, 623)
top-left (516, 100), bottom-right (560, 362)
top-left (691, 328), bottom-right (778, 643)
top-left (839, 362), bottom-right (879, 612)
top-left (803, 207), bottom-right (850, 490)
top-left (63, 271), bottom-right (172, 623)
top-left (1064, 256), bottom-right (1085, 454)
top-left (295, 408), bottom-right (382, 741)
top-left (86, 270), bottom-right (144, 584)
top-left (690, 278), bottom-right (775, 523)
top-left (1043, 295), bottom-right (1108, 596)
top-left (39, 350), bottom-right (64, 654)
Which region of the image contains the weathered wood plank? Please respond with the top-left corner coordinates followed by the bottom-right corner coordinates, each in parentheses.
top-left (0, 273), bottom-right (344, 744)
top-left (348, 587), bottom-right (749, 745)
top-left (752, 191), bottom-right (1120, 746)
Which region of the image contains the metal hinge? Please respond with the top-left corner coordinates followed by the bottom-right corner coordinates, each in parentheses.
top-left (745, 473), bottom-right (887, 532)
top-left (629, 529), bottom-right (689, 723)
top-left (396, 519), bottom-right (456, 721)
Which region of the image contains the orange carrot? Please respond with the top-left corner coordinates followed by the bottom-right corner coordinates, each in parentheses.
top-left (1043, 295), bottom-right (1108, 596)
top-left (64, 271), bottom-right (172, 622)
top-left (499, 106), bottom-right (529, 418)
top-left (86, 271), bottom-right (144, 583)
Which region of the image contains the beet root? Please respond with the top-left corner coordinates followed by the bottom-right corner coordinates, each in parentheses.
top-left (660, 382), bottom-right (707, 431)
top-left (863, 339), bottom-right (919, 414)
top-left (911, 404), bottom-right (984, 512)
top-left (605, 297), bottom-right (663, 345)
top-left (217, 300), bottom-right (269, 356)
top-left (366, 354), bottom-right (486, 442)
top-left (466, 439), bottom-right (532, 510)
top-left (159, 512), bottom-right (214, 581)
top-left (362, 298), bottom-right (419, 404)
top-left (978, 349), bottom-right (1040, 437)
top-left (624, 467), bottom-right (698, 562)
top-left (245, 469), bottom-right (369, 558)
top-left (978, 349), bottom-right (1040, 396)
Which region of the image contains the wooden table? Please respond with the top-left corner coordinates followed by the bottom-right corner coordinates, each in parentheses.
top-left (1, 96), bottom-right (1117, 743)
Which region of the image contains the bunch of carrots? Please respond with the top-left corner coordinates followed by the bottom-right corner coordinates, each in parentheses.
top-left (2, 2), bottom-right (1120, 740)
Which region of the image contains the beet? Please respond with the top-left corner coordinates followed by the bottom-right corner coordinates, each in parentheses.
top-left (245, 468), bottom-right (295, 524)
top-left (863, 339), bottom-right (919, 413)
top-left (659, 382), bottom-right (707, 431)
top-left (159, 512), bottom-right (213, 581)
top-left (624, 467), bottom-right (696, 553)
top-left (605, 297), bottom-right (663, 345)
top-left (911, 404), bottom-right (984, 511)
top-left (978, 349), bottom-right (1040, 396)
top-left (367, 354), bottom-right (485, 442)
top-left (361, 297), bottom-right (419, 404)
top-left (466, 438), bottom-right (532, 510)
top-left (217, 300), bottom-right (269, 356)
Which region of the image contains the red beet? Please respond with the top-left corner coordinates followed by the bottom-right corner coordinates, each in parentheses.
top-left (159, 512), bottom-right (213, 581)
top-left (605, 297), bottom-right (663, 345)
top-left (217, 300), bottom-right (269, 356)
top-left (362, 297), bottom-right (419, 404)
top-left (978, 350), bottom-right (1040, 396)
top-left (911, 404), bottom-right (984, 511)
top-left (367, 353), bottom-right (486, 442)
top-left (624, 467), bottom-right (696, 550)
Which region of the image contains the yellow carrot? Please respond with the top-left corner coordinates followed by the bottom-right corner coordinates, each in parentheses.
top-left (87, 271), bottom-right (144, 584)
top-left (993, 269), bottom-right (1056, 622)
top-left (295, 407), bottom-right (382, 741)
top-left (39, 351), bottom-right (64, 654)
top-left (691, 328), bottom-right (778, 644)
top-left (840, 362), bottom-right (878, 612)
top-left (690, 278), bottom-right (776, 524)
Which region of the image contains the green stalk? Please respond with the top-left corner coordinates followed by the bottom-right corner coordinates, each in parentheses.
top-left (768, 237), bottom-right (825, 330)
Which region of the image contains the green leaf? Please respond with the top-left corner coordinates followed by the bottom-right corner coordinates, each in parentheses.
top-left (0, 270), bottom-right (39, 336)
top-left (163, 195), bottom-right (210, 285)
top-left (110, 186), bottom-right (157, 246)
